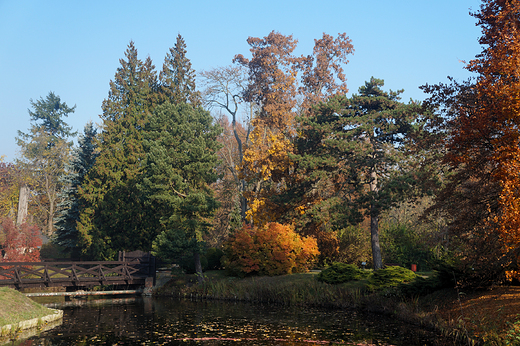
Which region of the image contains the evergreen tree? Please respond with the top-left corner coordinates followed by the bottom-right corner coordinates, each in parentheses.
top-left (54, 122), bottom-right (97, 258)
top-left (18, 91), bottom-right (76, 146)
top-left (160, 34), bottom-right (201, 106)
top-left (291, 78), bottom-right (422, 269)
top-left (16, 92), bottom-right (76, 234)
top-left (77, 42), bottom-right (159, 260)
top-left (143, 102), bottom-right (221, 282)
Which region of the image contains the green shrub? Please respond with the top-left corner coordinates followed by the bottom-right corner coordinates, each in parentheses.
top-left (398, 275), bottom-right (442, 296)
top-left (335, 226), bottom-right (372, 266)
top-left (380, 224), bottom-right (432, 271)
top-left (206, 248), bottom-right (224, 270)
top-left (317, 262), bottom-right (369, 284)
top-left (366, 266), bottom-right (417, 291)
top-left (180, 253), bottom-right (208, 274)
top-left (39, 242), bottom-right (69, 259)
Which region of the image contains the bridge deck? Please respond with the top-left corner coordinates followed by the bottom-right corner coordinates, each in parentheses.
top-left (0, 261), bottom-right (153, 289)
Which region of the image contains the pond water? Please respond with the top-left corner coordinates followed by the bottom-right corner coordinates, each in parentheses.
top-left (10, 296), bottom-right (451, 345)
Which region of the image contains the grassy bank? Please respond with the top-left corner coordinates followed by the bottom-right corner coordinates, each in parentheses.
top-left (0, 287), bottom-right (57, 327)
top-left (155, 270), bottom-right (520, 345)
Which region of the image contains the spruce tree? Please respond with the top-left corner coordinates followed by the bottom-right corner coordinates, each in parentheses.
top-left (54, 122), bottom-right (97, 258)
top-left (78, 42), bottom-right (159, 260)
top-left (143, 102), bottom-right (221, 282)
top-left (160, 34), bottom-right (201, 106)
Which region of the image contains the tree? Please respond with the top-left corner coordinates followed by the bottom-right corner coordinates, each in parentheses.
top-left (77, 41), bottom-right (159, 260)
top-left (16, 92), bottom-right (75, 235)
top-left (144, 102), bottom-right (222, 283)
top-left (421, 0), bottom-right (520, 283)
top-left (54, 122), bottom-right (98, 258)
top-left (233, 31), bottom-right (354, 229)
top-left (160, 34), bottom-right (201, 106)
top-left (200, 64), bottom-right (253, 221)
top-left (0, 161), bottom-right (19, 221)
top-left (20, 92), bottom-right (76, 143)
top-left (208, 115), bottom-right (248, 246)
top-left (292, 78), bottom-right (422, 269)
top-left (299, 32), bottom-right (354, 110)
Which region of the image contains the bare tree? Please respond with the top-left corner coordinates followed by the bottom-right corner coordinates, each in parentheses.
top-left (200, 65), bottom-right (255, 221)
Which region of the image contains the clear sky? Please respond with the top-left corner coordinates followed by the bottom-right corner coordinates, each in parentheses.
top-left (0, 0), bottom-right (482, 162)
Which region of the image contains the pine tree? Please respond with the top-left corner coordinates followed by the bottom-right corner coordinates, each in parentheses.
top-left (77, 42), bottom-right (159, 260)
top-left (160, 34), bottom-right (201, 106)
top-left (292, 78), bottom-right (422, 269)
top-left (54, 122), bottom-right (97, 258)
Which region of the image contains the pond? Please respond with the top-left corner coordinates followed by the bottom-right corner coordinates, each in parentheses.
top-left (10, 296), bottom-right (451, 345)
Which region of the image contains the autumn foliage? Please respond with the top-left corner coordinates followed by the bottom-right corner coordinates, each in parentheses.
top-left (468, 0), bottom-right (520, 279)
top-left (222, 222), bottom-right (319, 277)
top-left (0, 218), bottom-right (42, 262)
top-left (420, 0), bottom-right (520, 283)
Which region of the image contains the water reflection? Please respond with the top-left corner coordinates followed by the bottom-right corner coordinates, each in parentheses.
top-left (12, 297), bottom-right (448, 345)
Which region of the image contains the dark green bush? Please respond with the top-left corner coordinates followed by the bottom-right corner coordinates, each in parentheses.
top-left (380, 224), bottom-right (432, 271)
top-left (366, 266), bottom-right (417, 291)
top-left (398, 275), bottom-right (442, 296)
top-left (39, 243), bottom-right (70, 260)
top-left (317, 262), bottom-right (369, 284)
top-left (206, 248), bottom-right (224, 270)
top-left (180, 253), bottom-right (208, 274)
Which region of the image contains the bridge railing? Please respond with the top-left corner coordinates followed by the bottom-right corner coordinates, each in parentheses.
top-left (0, 261), bottom-right (150, 289)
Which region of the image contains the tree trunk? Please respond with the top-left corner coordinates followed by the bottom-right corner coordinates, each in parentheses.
top-left (16, 184), bottom-right (29, 226)
top-left (369, 169), bottom-right (383, 270)
top-left (240, 180), bottom-right (247, 221)
top-left (370, 208), bottom-right (383, 270)
top-left (194, 252), bottom-right (204, 284)
top-left (232, 113), bottom-right (249, 223)
top-left (47, 199), bottom-right (54, 235)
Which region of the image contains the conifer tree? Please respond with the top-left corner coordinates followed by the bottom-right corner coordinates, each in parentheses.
top-left (160, 34), bottom-right (201, 106)
top-left (143, 102), bottom-right (221, 283)
top-left (16, 92), bottom-right (75, 234)
top-left (292, 78), bottom-right (422, 269)
top-left (78, 42), bottom-right (159, 260)
top-left (54, 122), bottom-right (97, 258)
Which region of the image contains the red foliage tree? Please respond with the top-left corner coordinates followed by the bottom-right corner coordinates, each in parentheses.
top-left (0, 218), bottom-right (42, 262)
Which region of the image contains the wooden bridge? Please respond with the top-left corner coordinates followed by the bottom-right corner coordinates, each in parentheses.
top-left (0, 252), bottom-right (156, 290)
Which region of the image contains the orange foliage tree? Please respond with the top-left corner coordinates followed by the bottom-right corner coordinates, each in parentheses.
top-left (233, 31), bottom-right (353, 227)
top-left (422, 0), bottom-right (520, 283)
top-left (468, 0), bottom-right (520, 279)
top-left (222, 222), bottom-right (319, 277)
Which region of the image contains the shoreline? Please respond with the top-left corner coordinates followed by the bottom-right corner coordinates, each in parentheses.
top-left (0, 309), bottom-right (63, 345)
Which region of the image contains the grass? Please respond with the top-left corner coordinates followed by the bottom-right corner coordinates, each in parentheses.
top-left (158, 269), bottom-right (390, 309)
top-left (0, 287), bottom-right (57, 327)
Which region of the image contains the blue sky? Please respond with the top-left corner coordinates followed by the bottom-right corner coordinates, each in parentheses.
top-left (0, 0), bottom-right (482, 161)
